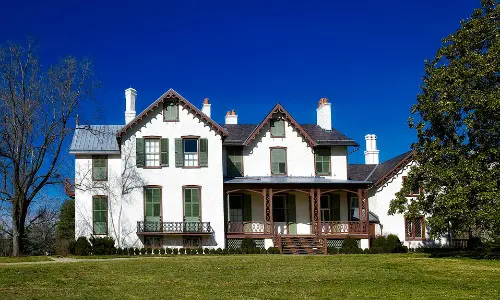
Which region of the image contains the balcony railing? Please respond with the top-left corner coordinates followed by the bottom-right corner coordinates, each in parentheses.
top-left (227, 221), bottom-right (266, 233)
top-left (321, 221), bottom-right (367, 234)
top-left (137, 221), bottom-right (213, 234)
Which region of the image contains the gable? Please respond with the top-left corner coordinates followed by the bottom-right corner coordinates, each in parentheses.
top-left (244, 103), bottom-right (317, 147)
top-left (116, 89), bottom-right (228, 138)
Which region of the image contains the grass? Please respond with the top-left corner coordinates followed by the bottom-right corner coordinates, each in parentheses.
top-left (0, 254), bottom-right (499, 299)
top-left (0, 256), bottom-right (53, 263)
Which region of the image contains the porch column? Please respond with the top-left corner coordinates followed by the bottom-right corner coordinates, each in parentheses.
top-left (364, 189), bottom-right (369, 234)
top-left (357, 189), bottom-right (363, 233)
top-left (310, 189), bottom-right (316, 234)
top-left (263, 188), bottom-right (268, 234)
top-left (269, 188), bottom-right (274, 235)
top-left (316, 189), bottom-right (321, 235)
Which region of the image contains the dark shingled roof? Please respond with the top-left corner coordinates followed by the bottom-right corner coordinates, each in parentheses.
top-left (347, 151), bottom-right (413, 185)
top-left (222, 123), bottom-right (358, 146)
top-left (301, 124), bottom-right (359, 146)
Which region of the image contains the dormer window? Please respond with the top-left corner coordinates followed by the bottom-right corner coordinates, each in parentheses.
top-left (163, 101), bottom-right (179, 122)
top-left (270, 119), bottom-right (285, 137)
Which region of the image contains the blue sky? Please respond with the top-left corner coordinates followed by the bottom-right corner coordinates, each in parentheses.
top-left (1, 0), bottom-right (478, 164)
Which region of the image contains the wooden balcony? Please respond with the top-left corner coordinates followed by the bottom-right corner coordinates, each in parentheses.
top-left (137, 221), bottom-right (213, 236)
top-left (320, 221), bottom-right (367, 235)
top-left (227, 221), bottom-right (267, 234)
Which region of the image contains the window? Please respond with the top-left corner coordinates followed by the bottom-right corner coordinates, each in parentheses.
top-left (92, 155), bottom-right (107, 181)
top-left (144, 236), bottom-right (162, 248)
top-left (270, 148), bottom-right (287, 175)
top-left (145, 139), bottom-right (160, 167)
top-left (227, 147), bottom-right (243, 177)
top-left (348, 196), bottom-right (359, 221)
top-left (402, 176), bottom-right (421, 196)
top-left (270, 119), bottom-right (285, 137)
top-left (145, 187), bottom-right (161, 232)
top-left (405, 217), bottom-right (425, 240)
top-left (320, 194), bottom-right (340, 221)
top-left (229, 195), bottom-right (243, 222)
top-left (93, 196), bottom-right (107, 235)
top-left (184, 187), bottom-right (201, 222)
top-left (184, 139), bottom-right (199, 167)
top-left (315, 148), bottom-right (331, 175)
top-left (163, 101), bottom-right (179, 121)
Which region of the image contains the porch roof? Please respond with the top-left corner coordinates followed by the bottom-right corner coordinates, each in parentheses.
top-left (223, 176), bottom-right (371, 185)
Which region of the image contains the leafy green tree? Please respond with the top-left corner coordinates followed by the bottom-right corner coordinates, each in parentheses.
top-left (56, 199), bottom-right (75, 240)
top-left (390, 1), bottom-right (500, 238)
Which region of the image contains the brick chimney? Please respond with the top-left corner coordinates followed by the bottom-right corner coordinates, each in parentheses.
top-left (364, 134), bottom-right (380, 164)
top-left (225, 109), bottom-right (238, 124)
top-left (316, 97), bottom-right (332, 131)
top-left (201, 98), bottom-right (211, 118)
top-left (125, 88), bottom-right (137, 124)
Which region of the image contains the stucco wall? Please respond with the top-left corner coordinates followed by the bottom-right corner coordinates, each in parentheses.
top-left (75, 104), bottom-right (224, 248)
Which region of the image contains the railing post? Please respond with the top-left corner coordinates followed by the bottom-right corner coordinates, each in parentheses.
top-left (316, 189), bottom-right (321, 235)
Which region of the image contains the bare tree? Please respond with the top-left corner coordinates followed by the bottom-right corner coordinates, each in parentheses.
top-left (0, 39), bottom-right (99, 256)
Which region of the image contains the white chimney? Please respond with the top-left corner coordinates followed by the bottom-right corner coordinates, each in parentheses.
top-left (364, 134), bottom-right (380, 164)
top-left (316, 98), bottom-right (332, 131)
top-left (202, 98), bottom-right (211, 118)
top-left (225, 109), bottom-right (238, 124)
top-left (125, 88), bottom-right (137, 124)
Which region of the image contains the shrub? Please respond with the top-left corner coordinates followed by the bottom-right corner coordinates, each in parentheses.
top-left (204, 248), bottom-right (210, 255)
top-left (74, 237), bottom-right (92, 256)
top-left (166, 248), bottom-right (173, 255)
top-left (129, 248), bottom-right (134, 255)
top-left (223, 248), bottom-right (229, 255)
top-left (173, 248), bottom-right (178, 255)
top-left (179, 248), bottom-right (185, 255)
top-left (259, 248), bottom-right (267, 254)
top-left (69, 239), bottom-right (77, 255)
top-left (371, 236), bottom-right (387, 251)
top-left (134, 248), bottom-right (140, 255)
top-left (267, 247), bottom-right (280, 254)
top-left (235, 248), bottom-right (242, 254)
top-left (327, 247), bottom-right (338, 255)
top-left (153, 248), bottom-right (159, 255)
top-left (209, 248), bottom-right (216, 255)
top-left (216, 248), bottom-right (223, 255)
top-left (386, 234), bottom-right (405, 253)
top-left (140, 248), bottom-right (146, 255)
top-left (146, 247), bottom-right (152, 255)
top-left (160, 248), bottom-right (165, 255)
top-left (89, 236), bottom-right (115, 255)
top-left (197, 247), bottom-right (203, 255)
top-left (116, 247), bottom-right (123, 255)
top-left (340, 237), bottom-right (363, 254)
top-left (229, 248), bottom-right (236, 255)
top-left (241, 238), bottom-right (257, 250)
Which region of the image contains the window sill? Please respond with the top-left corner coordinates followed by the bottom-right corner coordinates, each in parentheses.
top-left (271, 135), bottom-right (286, 138)
top-left (315, 173), bottom-right (331, 176)
top-left (92, 233), bottom-right (108, 236)
top-left (405, 238), bottom-right (424, 241)
top-left (183, 166), bottom-right (201, 169)
top-left (92, 178), bottom-right (108, 182)
top-left (143, 166), bottom-right (162, 169)
top-left (163, 120), bottom-right (179, 122)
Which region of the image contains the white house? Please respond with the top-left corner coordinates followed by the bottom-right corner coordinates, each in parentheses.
top-left (67, 88), bottom-right (442, 253)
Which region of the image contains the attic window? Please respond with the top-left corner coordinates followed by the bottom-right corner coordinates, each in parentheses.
top-left (270, 119), bottom-right (285, 137)
top-left (163, 101), bottom-right (179, 122)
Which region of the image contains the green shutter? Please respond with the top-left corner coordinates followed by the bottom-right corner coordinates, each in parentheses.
top-left (200, 138), bottom-right (208, 167)
top-left (175, 138), bottom-right (183, 167)
top-left (145, 188), bottom-right (161, 231)
top-left (93, 197), bottom-right (107, 235)
top-left (243, 194), bottom-right (252, 222)
top-left (184, 188), bottom-right (200, 222)
top-left (287, 194), bottom-right (296, 234)
top-left (228, 148), bottom-right (243, 177)
top-left (136, 138), bottom-right (145, 168)
top-left (160, 138), bottom-right (169, 167)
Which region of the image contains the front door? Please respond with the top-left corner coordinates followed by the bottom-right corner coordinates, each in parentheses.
top-left (273, 194), bottom-right (296, 234)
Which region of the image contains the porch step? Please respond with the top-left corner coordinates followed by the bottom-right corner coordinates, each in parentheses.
top-left (279, 236), bottom-right (326, 255)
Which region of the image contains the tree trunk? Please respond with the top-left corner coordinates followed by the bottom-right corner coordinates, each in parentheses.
top-left (11, 200), bottom-right (27, 257)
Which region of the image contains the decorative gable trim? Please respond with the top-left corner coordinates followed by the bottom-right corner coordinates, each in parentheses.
top-left (373, 151), bottom-right (414, 188)
top-left (117, 89), bottom-right (228, 138)
top-left (244, 103), bottom-right (317, 147)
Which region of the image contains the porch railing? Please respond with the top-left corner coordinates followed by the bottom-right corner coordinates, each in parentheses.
top-left (227, 221), bottom-right (267, 233)
top-left (320, 221), bottom-right (367, 234)
top-left (137, 221), bottom-right (213, 234)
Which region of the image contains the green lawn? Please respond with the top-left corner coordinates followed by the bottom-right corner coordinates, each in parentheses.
top-left (0, 256), bottom-right (53, 263)
top-left (0, 254), bottom-right (499, 299)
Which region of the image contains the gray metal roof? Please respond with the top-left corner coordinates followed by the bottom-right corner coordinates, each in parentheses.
top-left (224, 176), bottom-right (371, 185)
top-left (69, 125), bottom-right (122, 154)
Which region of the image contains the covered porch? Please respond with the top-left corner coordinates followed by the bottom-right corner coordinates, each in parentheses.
top-left (224, 177), bottom-right (373, 244)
